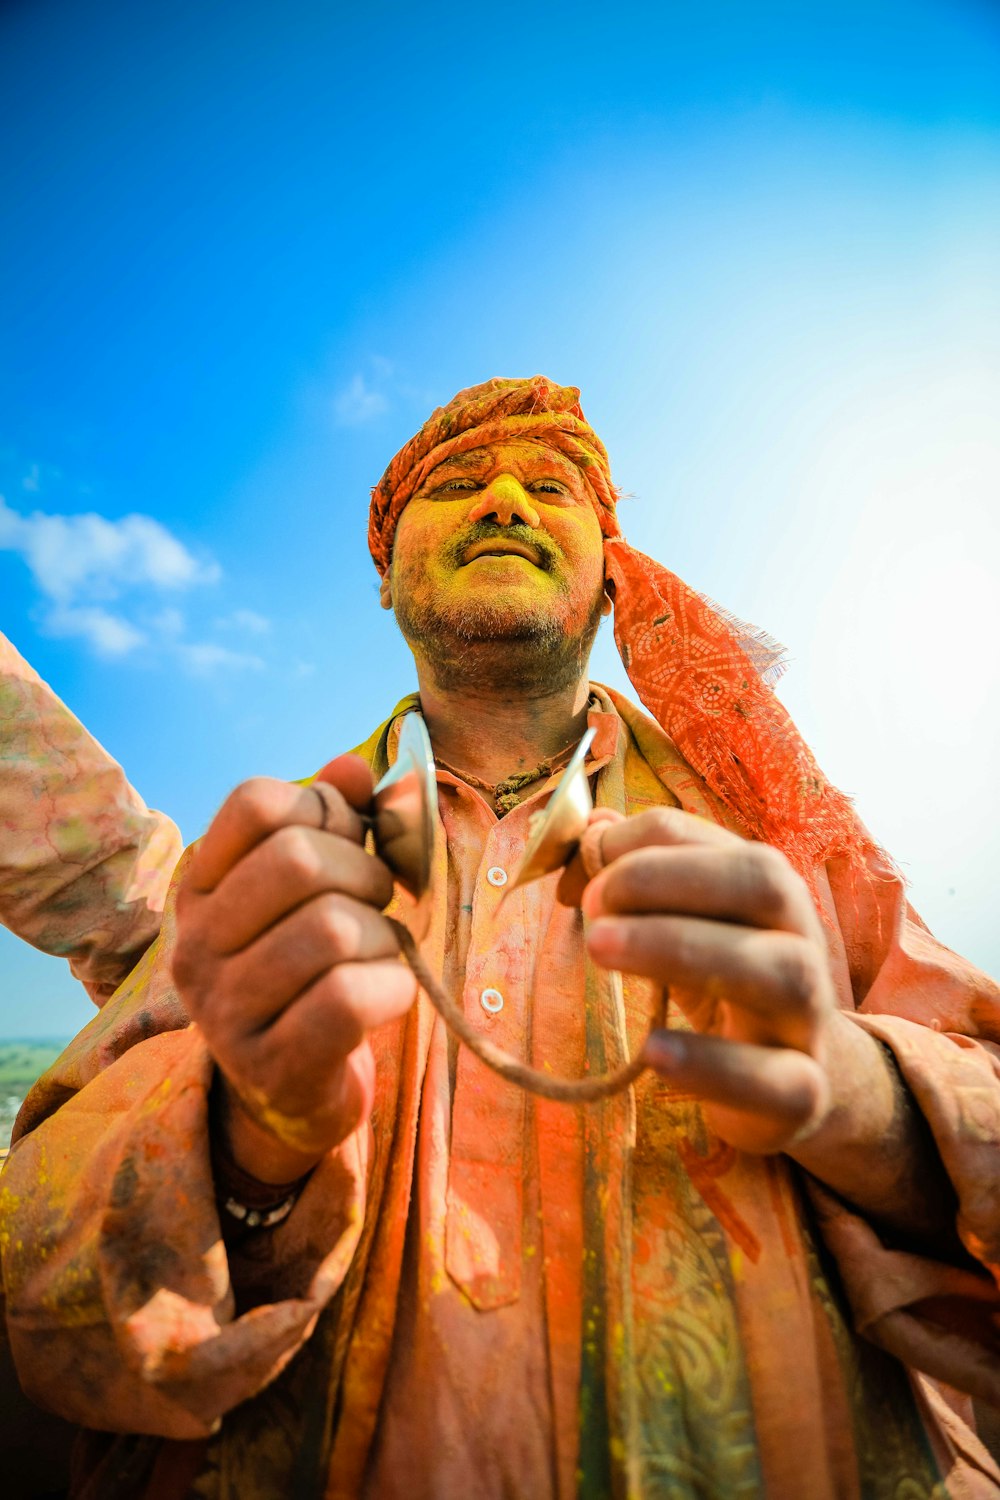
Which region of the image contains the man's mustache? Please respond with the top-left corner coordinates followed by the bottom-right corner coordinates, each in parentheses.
top-left (442, 521), bottom-right (561, 572)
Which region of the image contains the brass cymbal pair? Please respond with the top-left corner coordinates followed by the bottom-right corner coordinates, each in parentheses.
top-left (372, 714), bottom-right (596, 901)
top-left (371, 716), bottom-right (653, 1104)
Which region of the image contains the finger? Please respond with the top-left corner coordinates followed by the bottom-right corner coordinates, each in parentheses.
top-left (188, 771), bottom-right (368, 896)
top-left (205, 896), bottom-right (403, 1034)
top-left (556, 808), bottom-right (623, 908)
top-left (587, 916), bottom-right (829, 1047)
top-left (583, 841), bottom-right (819, 938)
top-left (642, 1028), bottom-right (829, 1149)
top-left (209, 826), bottom-right (396, 954)
top-left (253, 958), bottom-right (417, 1064)
top-left (314, 752), bottom-right (379, 810)
top-left (598, 806), bottom-right (741, 867)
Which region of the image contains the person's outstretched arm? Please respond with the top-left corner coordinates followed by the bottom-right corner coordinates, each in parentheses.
top-left (0, 632), bottom-right (181, 1003)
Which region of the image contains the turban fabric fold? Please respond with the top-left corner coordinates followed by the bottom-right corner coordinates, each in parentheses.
top-left (369, 377), bottom-right (875, 879)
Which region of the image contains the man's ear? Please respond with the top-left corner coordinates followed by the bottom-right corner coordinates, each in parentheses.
top-left (379, 572), bottom-right (393, 611)
top-left (601, 590), bottom-right (613, 618)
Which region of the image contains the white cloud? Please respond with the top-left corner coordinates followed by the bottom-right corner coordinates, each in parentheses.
top-left (178, 642), bottom-right (265, 675)
top-left (42, 605), bottom-right (148, 657)
top-left (0, 492), bottom-right (222, 659)
top-left (216, 607), bottom-right (271, 635)
top-left (1, 490), bottom-right (271, 676)
top-left (326, 357), bottom-right (428, 429)
top-left (0, 494), bottom-right (218, 605)
top-left (333, 373), bottom-right (388, 426)
top-left (145, 609), bottom-right (270, 676)
top-left (149, 606), bottom-right (186, 637)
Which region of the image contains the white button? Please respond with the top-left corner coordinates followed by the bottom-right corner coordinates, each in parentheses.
top-left (480, 988), bottom-right (504, 1014)
top-left (486, 866), bottom-right (508, 888)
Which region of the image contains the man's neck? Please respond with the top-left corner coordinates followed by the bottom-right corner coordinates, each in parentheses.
top-left (414, 664), bottom-right (593, 787)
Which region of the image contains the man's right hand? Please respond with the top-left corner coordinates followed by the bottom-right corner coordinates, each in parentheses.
top-left (172, 754), bottom-right (417, 1184)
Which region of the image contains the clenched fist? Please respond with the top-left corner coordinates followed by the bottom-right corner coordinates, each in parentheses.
top-left (173, 754), bottom-right (417, 1183)
top-left (570, 807), bottom-right (836, 1155)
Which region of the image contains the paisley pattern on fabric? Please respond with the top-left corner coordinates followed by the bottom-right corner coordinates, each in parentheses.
top-left (803, 1226), bottom-right (947, 1500)
top-left (190, 1312), bottom-right (339, 1500)
top-left (629, 1085), bottom-right (764, 1498)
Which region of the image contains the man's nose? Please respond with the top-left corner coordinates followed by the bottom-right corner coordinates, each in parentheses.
top-left (466, 474), bottom-right (541, 530)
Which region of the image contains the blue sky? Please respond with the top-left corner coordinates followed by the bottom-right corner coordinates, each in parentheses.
top-left (2, 0), bottom-right (999, 1036)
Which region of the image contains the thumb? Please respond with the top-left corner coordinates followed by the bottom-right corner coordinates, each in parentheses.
top-left (313, 752), bottom-right (377, 813)
top-left (555, 807), bottom-right (624, 908)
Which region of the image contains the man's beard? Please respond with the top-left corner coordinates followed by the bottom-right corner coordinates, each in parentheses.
top-left (391, 526), bottom-right (605, 695)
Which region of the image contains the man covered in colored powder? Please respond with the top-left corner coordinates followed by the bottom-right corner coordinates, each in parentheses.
top-left (3, 378), bottom-right (1000, 1498)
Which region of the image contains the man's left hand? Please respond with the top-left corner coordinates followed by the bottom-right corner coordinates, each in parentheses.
top-left (574, 807), bottom-right (841, 1155)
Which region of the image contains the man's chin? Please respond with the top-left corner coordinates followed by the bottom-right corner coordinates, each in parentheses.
top-left (438, 597), bottom-right (576, 643)
top-left (392, 570), bottom-right (607, 690)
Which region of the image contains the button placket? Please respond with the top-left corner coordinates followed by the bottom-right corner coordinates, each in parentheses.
top-left (446, 819), bottom-right (533, 1309)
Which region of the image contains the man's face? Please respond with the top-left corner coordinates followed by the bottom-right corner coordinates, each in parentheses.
top-left (386, 439), bottom-right (607, 689)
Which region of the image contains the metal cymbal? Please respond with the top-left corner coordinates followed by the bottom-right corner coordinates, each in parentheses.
top-left (502, 726), bottom-right (596, 899)
top-left (371, 712), bottom-right (438, 898)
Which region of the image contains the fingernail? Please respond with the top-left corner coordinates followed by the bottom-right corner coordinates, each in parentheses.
top-left (644, 1031), bottom-right (686, 1070)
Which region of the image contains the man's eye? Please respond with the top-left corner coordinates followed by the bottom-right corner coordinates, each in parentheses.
top-left (531, 481), bottom-right (567, 495)
top-left (433, 478), bottom-right (479, 495)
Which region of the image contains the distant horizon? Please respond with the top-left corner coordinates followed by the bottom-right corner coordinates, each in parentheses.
top-left (0, 1035), bottom-right (72, 1047)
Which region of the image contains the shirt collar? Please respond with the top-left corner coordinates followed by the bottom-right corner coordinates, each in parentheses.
top-left (385, 685), bottom-right (622, 799)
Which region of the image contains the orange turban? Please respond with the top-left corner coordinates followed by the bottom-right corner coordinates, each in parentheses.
top-left (369, 376), bottom-right (873, 879)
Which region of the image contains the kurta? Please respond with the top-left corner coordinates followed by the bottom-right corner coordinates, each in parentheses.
top-left (0, 631), bottom-right (182, 1497)
top-left (3, 686), bottom-right (1000, 1499)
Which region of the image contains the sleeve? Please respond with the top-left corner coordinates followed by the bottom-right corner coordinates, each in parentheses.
top-left (808, 849), bottom-right (1000, 1408)
top-left (0, 851), bottom-right (368, 1437)
top-left (0, 631), bottom-right (182, 1003)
